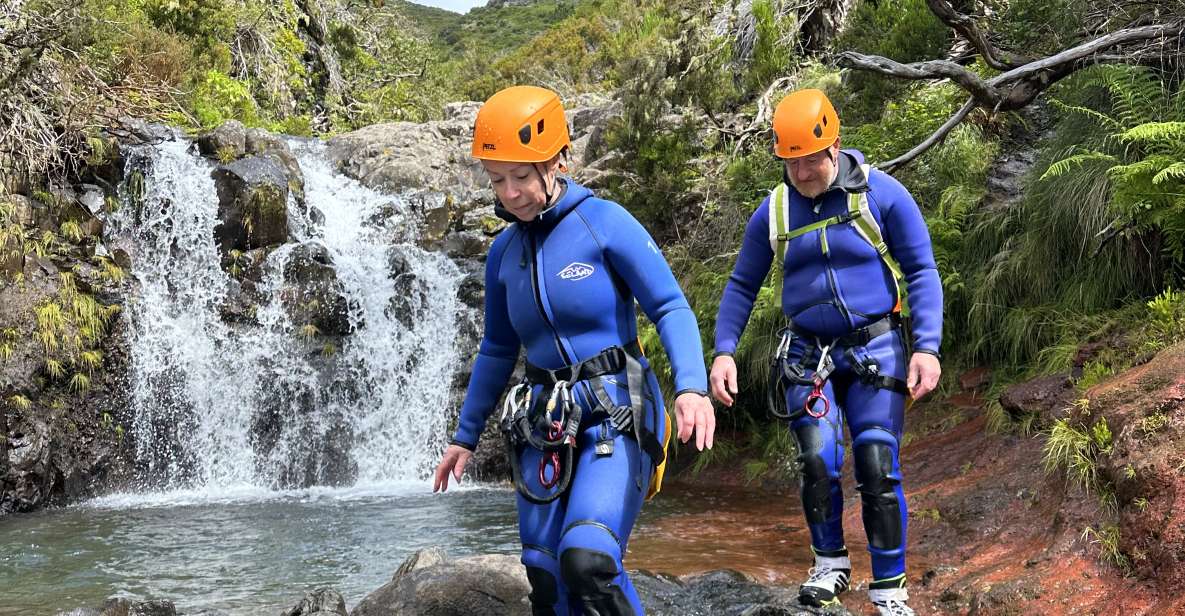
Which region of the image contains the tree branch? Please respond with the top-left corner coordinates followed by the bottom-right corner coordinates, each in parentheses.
top-left (881, 97), bottom-right (977, 173)
top-left (837, 52), bottom-right (999, 105)
top-left (837, 14), bottom-right (1184, 168)
top-left (925, 0), bottom-right (1030, 70)
top-left (986, 20), bottom-right (1184, 86)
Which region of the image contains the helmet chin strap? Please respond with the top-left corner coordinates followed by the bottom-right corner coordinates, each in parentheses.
top-left (534, 162), bottom-right (557, 207)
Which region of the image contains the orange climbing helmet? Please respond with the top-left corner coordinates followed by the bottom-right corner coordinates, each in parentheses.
top-left (471, 85), bottom-right (570, 163)
top-left (772, 88), bottom-right (840, 158)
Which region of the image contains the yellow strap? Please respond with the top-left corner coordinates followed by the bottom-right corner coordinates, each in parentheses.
top-left (772, 183), bottom-right (788, 309)
top-left (849, 165), bottom-right (909, 316)
top-left (645, 410), bottom-right (672, 500)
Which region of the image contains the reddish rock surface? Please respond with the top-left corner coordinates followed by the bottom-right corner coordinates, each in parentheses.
top-left (631, 342), bottom-right (1185, 615)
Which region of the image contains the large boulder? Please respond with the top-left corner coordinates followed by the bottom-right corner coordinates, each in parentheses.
top-left (351, 549), bottom-right (530, 616)
top-left (198, 122), bottom-right (307, 208)
top-left (212, 156), bottom-right (290, 253)
top-left (245, 127), bottom-right (307, 207)
top-left (348, 548), bottom-right (851, 616)
top-left (97, 598), bottom-right (177, 616)
top-left (997, 373), bottom-right (1074, 426)
top-left (284, 588), bottom-right (348, 616)
top-left (326, 96), bottom-right (615, 241)
top-left (197, 119), bottom-right (248, 161)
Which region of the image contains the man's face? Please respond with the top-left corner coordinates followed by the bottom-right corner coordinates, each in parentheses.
top-left (784, 143), bottom-right (839, 199)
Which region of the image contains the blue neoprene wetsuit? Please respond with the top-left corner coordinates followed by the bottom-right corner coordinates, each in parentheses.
top-left (452, 179), bottom-right (708, 615)
top-left (714, 150), bottom-right (943, 587)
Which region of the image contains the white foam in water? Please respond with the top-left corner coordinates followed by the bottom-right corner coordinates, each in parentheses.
top-left (105, 137), bottom-right (467, 498)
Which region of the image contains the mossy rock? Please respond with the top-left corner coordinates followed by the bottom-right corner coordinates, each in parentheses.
top-left (212, 156), bottom-right (290, 253)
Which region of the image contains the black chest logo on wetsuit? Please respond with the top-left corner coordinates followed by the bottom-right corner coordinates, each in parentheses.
top-left (557, 262), bottom-right (595, 281)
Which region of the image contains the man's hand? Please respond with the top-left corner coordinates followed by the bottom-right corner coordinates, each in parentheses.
top-left (675, 392), bottom-right (716, 450)
top-left (907, 352), bottom-right (941, 400)
top-left (709, 355), bottom-right (738, 407)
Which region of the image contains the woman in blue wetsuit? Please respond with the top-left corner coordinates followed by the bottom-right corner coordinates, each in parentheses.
top-left (433, 85), bottom-right (715, 616)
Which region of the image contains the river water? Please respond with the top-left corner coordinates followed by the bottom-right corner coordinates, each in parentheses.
top-left (0, 481), bottom-right (826, 615)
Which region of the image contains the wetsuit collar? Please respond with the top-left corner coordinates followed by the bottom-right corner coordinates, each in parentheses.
top-left (496, 179), bottom-right (593, 231)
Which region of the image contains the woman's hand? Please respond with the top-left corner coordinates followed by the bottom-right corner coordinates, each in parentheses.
top-left (675, 392), bottom-right (716, 451)
top-left (433, 444), bottom-right (473, 493)
top-left (907, 352), bottom-right (942, 401)
top-left (709, 355), bottom-right (738, 407)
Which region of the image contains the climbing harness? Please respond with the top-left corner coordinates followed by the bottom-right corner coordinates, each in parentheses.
top-left (501, 342), bottom-right (665, 504)
top-left (768, 329), bottom-right (835, 420)
top-left (768, 313), bottom-right (911, 421)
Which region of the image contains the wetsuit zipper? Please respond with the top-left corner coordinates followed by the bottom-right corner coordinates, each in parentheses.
top-left (816, 196), bottom-right (853, 329)
top-left (529, 232), bottom-right (572, 365)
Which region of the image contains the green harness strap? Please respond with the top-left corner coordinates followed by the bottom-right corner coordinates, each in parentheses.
top-left (769, 164), bottom-right (909, 315)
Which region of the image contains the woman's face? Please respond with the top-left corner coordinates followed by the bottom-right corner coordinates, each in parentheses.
top-left (483, 158), bottom-right (558, 222)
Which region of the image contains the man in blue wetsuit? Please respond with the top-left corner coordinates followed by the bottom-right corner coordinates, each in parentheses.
top-left (433, 85), bottom-right (715, 616)
top-left (710, 89), bottom-right (943, 615)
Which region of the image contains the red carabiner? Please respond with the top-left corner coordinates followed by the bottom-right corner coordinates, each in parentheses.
top-left (805, 381), bottom-right (830, 418)
top-left (539, 421), bottom-right (563, 488)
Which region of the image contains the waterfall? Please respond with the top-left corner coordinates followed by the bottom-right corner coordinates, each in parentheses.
top-left (107, 137), bottom-right (466, 492)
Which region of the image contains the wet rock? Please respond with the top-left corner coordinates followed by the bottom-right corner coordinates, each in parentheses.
top-left (958, 366), bottom-right (992, 392)
top-left (96, 598), bottom-right (177, 616)
top-left (197, 120), bottom-right (248, 161)
top-left (998, 373), bottom-right (1073, 426)
top-left (284, 588), bottom-right (348, 616)
top-left (351, 549), bottom-right (530, 616)
top-left (111, 116), bottom-right (175, 146)
top-left (5, 194), bottom-right (49, 228)
top-left (282, 242), bottom-right (352, 336)
top-left (421, 201), bottom-right (452, 245)
top-left (385, 246), bottom-right (430, 330)
top-left (456, 272), bottom-right (483, 310)
top-left (245, 128), bottom-right (306, 206)
top-left (443, 231), bottom-right (489, 260)
top-left (349, 549), bottom-right (852, 616)
top-left (212, 156), bottom-right (290, 253)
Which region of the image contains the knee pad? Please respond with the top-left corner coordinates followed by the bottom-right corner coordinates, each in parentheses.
top-left (559, 547), bottom-right (636, 616)
top-left (853, 437), bottom-right (903, 551)
top-left (794, 423), bottom-right (832, 524)
top-left (525, 565), bottom-right (560, 616)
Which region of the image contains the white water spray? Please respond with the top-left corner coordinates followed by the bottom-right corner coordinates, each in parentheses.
top-left (108, 137), bottom-right (466, 493)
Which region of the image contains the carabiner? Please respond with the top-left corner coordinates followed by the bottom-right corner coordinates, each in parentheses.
top-left (539, 420), bottom-right (564, 488)
top-left (805, 381), bottom-right (830, 418)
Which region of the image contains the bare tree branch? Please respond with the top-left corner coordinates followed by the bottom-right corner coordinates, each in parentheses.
top-left (881, 97), bottom-right (976, 172)
top-left (987, 20), bottom-right (1183, 86)
top-left (836, 13), bottom-right (1185, 169)
top-left (925, 0), bottom-right (1030, 70)
top-left (836, 52), bottom-right (999, 105)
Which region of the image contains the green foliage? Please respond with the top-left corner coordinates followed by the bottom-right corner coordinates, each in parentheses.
top-left (1142, 288), bottom-right (1185, 349)
top-left (845, 83), bottom-right (964, 167)
top-left (1081, 524), bottom-right (1131, 573)
top-left (1044, 67), bottom-right (1185, 261)
top-left (833, 0), bottom-right (951, 124)
top-left (193, 70), bottom-right (259, 128)
top-left (1043, 414), bottom-right (1113, 495)
top-left (745, 0), bottom-right (796, 94)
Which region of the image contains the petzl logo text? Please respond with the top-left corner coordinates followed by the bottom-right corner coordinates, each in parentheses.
top-left (558, 262), bottom-right (594, 281)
